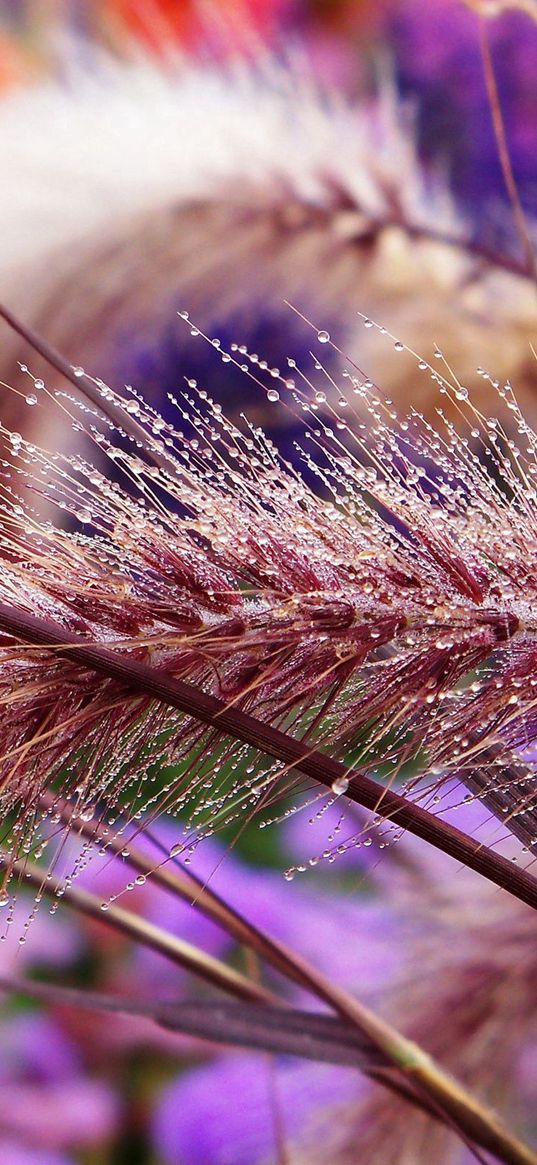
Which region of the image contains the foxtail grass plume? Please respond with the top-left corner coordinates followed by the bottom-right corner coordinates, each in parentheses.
top-left (0, 308), bottom-right (535, 910)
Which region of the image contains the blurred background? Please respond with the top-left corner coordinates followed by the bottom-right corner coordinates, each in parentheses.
top-left (0, 3), bottom-right (536, 1164)
top-left (1, 0), bottom-right (536, 451)
top-left (2, 0), bottom-right (537, 214)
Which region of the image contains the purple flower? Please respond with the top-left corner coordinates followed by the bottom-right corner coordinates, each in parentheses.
top-left (0, 1080), bottom-right (118, 1152)
top-left (153, 1053), bottom-right (361, 1165)
top-left (392, 0), bottom-right (537, 222)
top-left (0, 1015), bottom-right (80, 1084)
top-left (0, 1013), bottom-right (119, 1153)
top-left (0, 1146), bottom-right (74, 1165)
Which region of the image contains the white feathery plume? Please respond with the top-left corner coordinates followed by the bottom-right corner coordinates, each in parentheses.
top-left (0, 51), bottom-right (534, 438)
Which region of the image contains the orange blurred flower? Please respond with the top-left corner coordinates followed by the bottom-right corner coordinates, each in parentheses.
top-left (0, 32), bottom-right (34, 91)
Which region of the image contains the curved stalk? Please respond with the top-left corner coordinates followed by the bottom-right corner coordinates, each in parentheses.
top-left (0, 849), bottom-right (273, 1004)
top-left (1, 968), bottom-right (536, 1165)
top-left (0, 600), bottom-right (535, 912)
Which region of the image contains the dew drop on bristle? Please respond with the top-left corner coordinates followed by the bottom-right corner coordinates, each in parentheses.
top-left (331, 777), bottom-right (349, 796)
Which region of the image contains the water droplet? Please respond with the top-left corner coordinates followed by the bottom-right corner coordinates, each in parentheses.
top-left (317, 330), bottom-right (330, 344)
top-left (394, 341), bottom-right (404, 352)
top-left (267, 389), bottom-right (279, 402)
top-left (73, 367), bottom-right (84, 378)
top-left (25, 395), bottom-right (37, 406)
top-left (331, 776), bottom-right (349, 796)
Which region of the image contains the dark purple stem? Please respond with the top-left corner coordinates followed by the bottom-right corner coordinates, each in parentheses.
top-left (0, 600), bottom-right (535, 911)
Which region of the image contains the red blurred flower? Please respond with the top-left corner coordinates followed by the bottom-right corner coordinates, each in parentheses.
top-left (101, 0), bottom-right (295, 54)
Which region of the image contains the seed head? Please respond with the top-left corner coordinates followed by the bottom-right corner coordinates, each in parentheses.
top-left (0, 316), bottom-right (535, 905)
